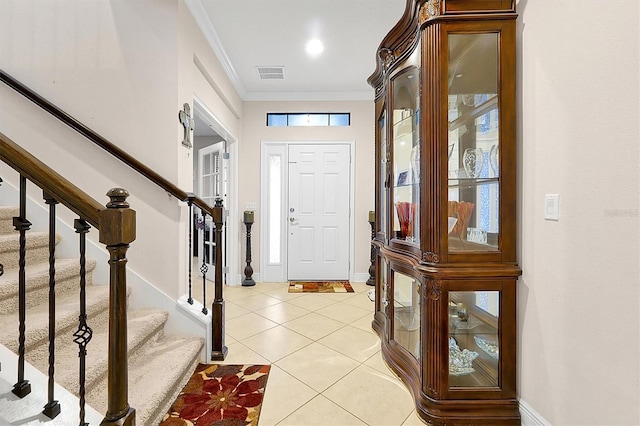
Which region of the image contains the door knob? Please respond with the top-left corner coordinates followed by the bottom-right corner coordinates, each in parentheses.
top-left (289, 217), bottom-right (295, 222)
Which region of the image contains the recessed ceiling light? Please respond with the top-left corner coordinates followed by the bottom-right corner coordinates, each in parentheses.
top-left (306, 39), bottom-right (324, 56)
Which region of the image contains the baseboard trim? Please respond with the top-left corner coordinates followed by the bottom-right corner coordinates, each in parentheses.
top-left (520, 398), bottom-right (551, 426)
top-left (352, 272), bottom-right (370, 283)
top-left (233, 273), bottom-right (370, 284)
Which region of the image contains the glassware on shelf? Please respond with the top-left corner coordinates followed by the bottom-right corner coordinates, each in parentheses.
top-left (409, 143), bottom-right (420, 184)
top-left (466, 227), bottom-right (488, 244)
top-left (456, 303), bottom-right (469, 321)
top-left (447, 217), bottom-right (458, 234)
top-left (447, 201), bottom-right (475, 238)
top-left (395, 305), bottom-right (420, 331)
top-left (449, 337), bottom-right (479, 376)
top-left (395, 201), bottom-right (415, 240)
top-left (489, 144), bottom-right (499, 177)
top-left (463, 147), bottom-right (484, 178)
top-left (474, 335), bottom-right (499, 360)
top-left (461, 94), bottom-right (475, 106)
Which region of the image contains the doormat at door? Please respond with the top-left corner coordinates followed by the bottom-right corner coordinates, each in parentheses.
top-left (288, 281), bottom-right (354, 293)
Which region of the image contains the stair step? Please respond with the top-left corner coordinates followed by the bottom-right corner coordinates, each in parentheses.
top-left (29, 308), bottom-right (169, 396)
top-left (0, 284), bottom-right (112, 354)
top-left (0, 258), bottom-right (97, 314)
top-left (0, 231), bottom-right (61, 270)
top-left (0, 202), bottom-right (206, 426)
top-left (0, 206), bottom-right (19, 234)
top-left (87, 334), bottom-right (204, 426)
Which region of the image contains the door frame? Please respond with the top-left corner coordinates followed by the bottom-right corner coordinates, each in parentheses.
top-left (197, 142), bottom-right (224, 274)
top-left (193, 97), bottom-right (239, 285)
top-left (260, 140), bottom-right (356, 283)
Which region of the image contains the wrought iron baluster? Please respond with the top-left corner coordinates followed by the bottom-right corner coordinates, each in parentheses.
top-left (42, 192), bottom-right (60, 418)
top-left (12, 175), bottom-right (31, 398)
top-left (73, 218), bottom-right (92, 426)
top-left (200, 210), bottom-right (208, 315)
top-left (187, 195), bottom-right (195, 305)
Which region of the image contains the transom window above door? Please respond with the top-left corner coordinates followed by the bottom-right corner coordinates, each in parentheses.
top-left (266, 113), bottom-right (350, 127)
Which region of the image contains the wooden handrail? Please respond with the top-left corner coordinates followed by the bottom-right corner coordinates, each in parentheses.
top-left (0, 132), bottom-right (103, 228)
top-left (1, 132), bottom-right (136, 425)
top-left (0, 69), bottom-right (215, 216)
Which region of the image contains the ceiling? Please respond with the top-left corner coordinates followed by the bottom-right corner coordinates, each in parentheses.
top-left (186, 0), bottom-right (407, 104)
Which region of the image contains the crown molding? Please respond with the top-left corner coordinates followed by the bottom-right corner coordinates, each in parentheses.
top-left (242, 90), bottom-right (375, 102)
top-left (185, 0), bottom-right (378, 103)
top-left (184, 0), bottom-right (247, 99)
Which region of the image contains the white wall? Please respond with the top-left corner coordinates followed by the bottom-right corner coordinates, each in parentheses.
top-left (0, 1), bottom-right (246, 299)
top-left (518, 1), bottom-right (639, 424)
top-left (0, 0), bottom-right (187, 299)
top-left (241, 101), bottom-right (376, 280)
top-left (179, 2), bottom-right (244, 286)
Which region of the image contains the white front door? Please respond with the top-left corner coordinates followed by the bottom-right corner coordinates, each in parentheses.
top-left (287, 144), bottom-right (350, 280)
top-left (198, 142), bottom-right (225, 272)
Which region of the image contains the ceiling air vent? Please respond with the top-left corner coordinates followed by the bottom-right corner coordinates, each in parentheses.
top-left (257, 66), bottom-right (285, 80)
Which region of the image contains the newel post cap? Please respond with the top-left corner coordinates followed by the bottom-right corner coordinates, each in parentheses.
top-left (99, 188), bottom-right (136, 246)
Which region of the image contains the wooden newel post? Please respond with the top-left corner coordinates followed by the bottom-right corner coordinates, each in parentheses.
top-left (211, 198), bottom-right (228, 361)
top-left (242, 210), bottom-right (256, 286)
top-left (99, 188), bottom-right (136, 426)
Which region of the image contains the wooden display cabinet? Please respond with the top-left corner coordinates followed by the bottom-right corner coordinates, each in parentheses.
top-left (369, 0), bottom-right (522, 424)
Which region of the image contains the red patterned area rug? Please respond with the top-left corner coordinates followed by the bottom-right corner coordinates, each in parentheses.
top-left (160, 364), bottom-right (270, 426)
top-left (288, 281), bottom-right (354, 293)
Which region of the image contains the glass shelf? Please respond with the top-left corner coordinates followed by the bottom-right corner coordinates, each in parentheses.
top-left (448, 177), bottom-right (498, 188)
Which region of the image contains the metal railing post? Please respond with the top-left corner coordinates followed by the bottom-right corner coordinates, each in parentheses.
top-left (74, 218), bottom-right (93, 426)
top-left (186, 194), bottom-right (195, 305)
top-left (12, 174), bottom-right (31, 398)
top-left (42, 192), bottom-right (60, 418)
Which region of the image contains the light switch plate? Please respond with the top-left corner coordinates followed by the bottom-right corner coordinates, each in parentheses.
top-left (544, 194), bottom-right (559, 221)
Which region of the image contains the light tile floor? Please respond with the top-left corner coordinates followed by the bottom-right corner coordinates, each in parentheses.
top-left (214, 281), bottom-right (426, 426)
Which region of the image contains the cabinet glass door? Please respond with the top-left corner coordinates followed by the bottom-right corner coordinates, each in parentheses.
top-left (378, 257), bottom-right (389, 317)
top-left (391, 67), bottom-right (420, 244)
top-left (392, 271), bottom-right (420, 360)
top-left (379, 110), bottom-right (388, 239)
top-left (449, 290), bottom-right (499, 388)
top-left (447, 33), bottom-right (499, 252)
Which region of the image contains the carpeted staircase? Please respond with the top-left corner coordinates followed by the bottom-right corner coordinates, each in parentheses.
top-left (0, 205), bottom-right (204, 426)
